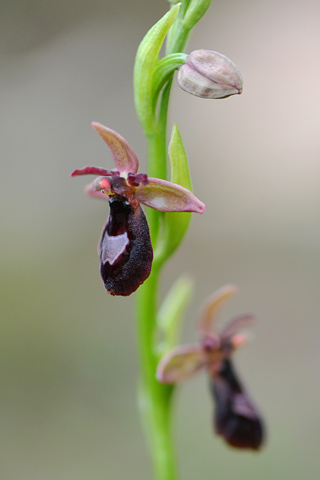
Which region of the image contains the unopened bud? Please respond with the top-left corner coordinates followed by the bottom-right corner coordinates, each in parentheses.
top-left (177, 49), bottom-right (243, 99)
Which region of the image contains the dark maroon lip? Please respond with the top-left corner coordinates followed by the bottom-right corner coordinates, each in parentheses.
top-left (99, 196), bottom-right (153, 296)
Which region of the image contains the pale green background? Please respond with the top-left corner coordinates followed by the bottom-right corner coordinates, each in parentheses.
top-left (1, 1), bottom-right (320, 479)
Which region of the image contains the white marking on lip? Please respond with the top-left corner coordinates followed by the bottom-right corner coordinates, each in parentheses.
top-left (233, 393), bottom-right (256, 419)
top-left (102, 232), bottom-right (130, 265)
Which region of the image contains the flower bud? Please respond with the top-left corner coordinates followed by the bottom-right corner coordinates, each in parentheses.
top-left (177, 49), bottom-right (243, 99)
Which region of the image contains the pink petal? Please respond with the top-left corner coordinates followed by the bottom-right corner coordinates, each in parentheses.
top-left (71, 166), bottom-right (117, 177)
top-left (134, 177), bottom-right (206, 213)
top-left (156, 344), bottom-right (206, 383)
top-left (91, 122), bottom-right (139, 174)
top-left (198, 284), bottom-right (239, 337)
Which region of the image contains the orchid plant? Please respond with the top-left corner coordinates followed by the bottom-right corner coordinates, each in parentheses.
top-left (71, 2), bottom-right (265, 479)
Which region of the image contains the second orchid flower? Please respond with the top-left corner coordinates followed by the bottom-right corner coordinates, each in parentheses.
top-left (157, 284), bottom-right (265, 450)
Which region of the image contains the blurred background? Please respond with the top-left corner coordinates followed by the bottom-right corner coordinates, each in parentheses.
top-left (1, 0), bottom-right (320, 479)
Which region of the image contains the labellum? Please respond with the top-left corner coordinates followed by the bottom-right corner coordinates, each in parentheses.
top-left (99, 195), bottom-right (153, 296)
top-left (211, 359), bottom-right (264, 450)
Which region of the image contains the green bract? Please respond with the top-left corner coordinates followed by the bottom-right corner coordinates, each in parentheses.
top-left (157, 274), bottom-right (194, 355)
top-left (183, 0), bottom-right (212, 28)
top-left (134, 4), bottom-right (181, 135)
top-left (154, 124), bottom-right (194, 264)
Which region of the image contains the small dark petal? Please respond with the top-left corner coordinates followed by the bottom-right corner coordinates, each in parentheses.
top-left (99, 195), bottom-right (153, 296)
top-left (127, 173), bottom-right (149, 187)
top-left (211, 359), bottom-right (265, 450)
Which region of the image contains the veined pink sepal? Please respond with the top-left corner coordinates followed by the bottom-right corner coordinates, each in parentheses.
top-left (156, 344), bottom-right (205, 383)
top-left (198, 284), bottom-right (239, 337)
top-left (91, 122), bottom-right (139, 174)
top-left (135, 177), bottom-right (206, 213)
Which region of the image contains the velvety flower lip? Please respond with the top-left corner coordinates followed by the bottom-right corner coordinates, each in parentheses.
top-left (156, 284), bottom-right (265, 450)
top-left (211, 358), bottom-right (264, 450)
top-left (71, 122), bottom-right (206, 296)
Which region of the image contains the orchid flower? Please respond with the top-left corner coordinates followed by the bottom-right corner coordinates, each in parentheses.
top-left (156, 284), bottom-right (265, 450)
top-left (71, 122), bottom-right (206, 296)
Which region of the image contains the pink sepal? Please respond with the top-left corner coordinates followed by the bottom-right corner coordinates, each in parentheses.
top-left (198, 284), bottom-right (239, 337)
top-left (156, 344), bottom-right (205, 383)
top-left (134, 177), bottom-right (206, 213)
top-left (91, 122), bottom-right (139, 174)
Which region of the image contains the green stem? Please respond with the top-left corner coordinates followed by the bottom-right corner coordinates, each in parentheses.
top-left (146, 80), bottom-right (172, 245)
top-left (136, 77), bottom-right (177, 479)
top-left (135, 4), bottom-right (206, 479)
top-left (136, 268), bottom-right (177, 480)
top-left (145, 131), bottom-right (165, 245)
